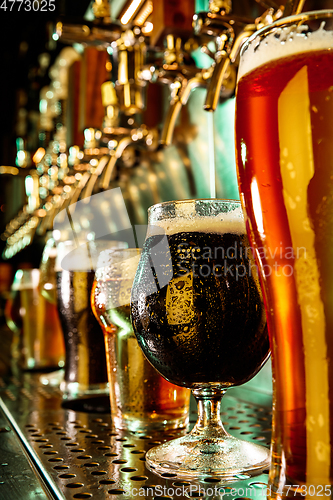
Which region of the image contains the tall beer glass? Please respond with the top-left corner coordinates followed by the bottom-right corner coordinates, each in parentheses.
top-left (7, 269), bottom-right (64, 370)
top-left (235, 10), bottom-right (333, 496)
top-left (131, 199), bottom-right (270, 479)
top-left (55, 240), bottom-right (122, 408)
top-left (91, 248), bottom-right (190, 431)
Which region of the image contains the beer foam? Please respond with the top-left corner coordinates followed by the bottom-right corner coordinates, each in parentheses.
top-left (238, 21), bottom-right (333, 81)
top-left (95, 248), bottom-right (141, 281)
top-left (147, 209), bottom-right (246, 237)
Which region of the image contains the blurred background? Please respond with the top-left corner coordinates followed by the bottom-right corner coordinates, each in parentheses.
top-left (1, 0), bottom-right (332, 268)
top-left (0, 0), bottom-right (332, 377)
top-left (0, 0), bottom-right (333, 352)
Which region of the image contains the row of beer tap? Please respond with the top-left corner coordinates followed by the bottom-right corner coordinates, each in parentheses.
top-left (1, 0), bottom-right (305, 259)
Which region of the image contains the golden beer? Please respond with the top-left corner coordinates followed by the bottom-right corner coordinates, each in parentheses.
top-left (91, 248), bottom-right (190, 432)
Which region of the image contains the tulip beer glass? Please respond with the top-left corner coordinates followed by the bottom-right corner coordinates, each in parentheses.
top-left (131, 199), bottom-right (270, 479)
top-left (235, 10), bottom-right (333, 497)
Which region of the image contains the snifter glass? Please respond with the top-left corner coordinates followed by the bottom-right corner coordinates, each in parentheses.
top-left (131, 199), bottom-right (270, 480)
top-left (235, 10), bottom-right (333, 497)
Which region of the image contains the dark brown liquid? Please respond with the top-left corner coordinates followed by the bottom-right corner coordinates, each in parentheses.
top-left (56, 270), bottom-right (108, 387)
top-left (131, 231), bottom-right (269, 388)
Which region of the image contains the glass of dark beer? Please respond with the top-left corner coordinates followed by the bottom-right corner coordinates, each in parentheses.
top-left (131, 199), bottom-right (270, 479)
top-left (55, 239), bottom-right (126, 410)
top-left (235, 10), bottom-right (333, 497)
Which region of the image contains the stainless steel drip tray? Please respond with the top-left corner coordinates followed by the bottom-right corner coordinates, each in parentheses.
top-left (0, 372), bottom-right (272, 500)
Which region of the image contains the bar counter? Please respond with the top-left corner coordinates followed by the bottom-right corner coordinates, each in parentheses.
top-left (0, 369), bottom-right (272, 500)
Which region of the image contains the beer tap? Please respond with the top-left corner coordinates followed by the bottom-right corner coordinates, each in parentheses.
top-left (195, 0), bottom-right (279, 112)
top-left (147, 34), bottom-right (213, 147)
top-left (84, 27), bottom-right (158, 193)
top-left (199, 0), bottom-right (306, 112)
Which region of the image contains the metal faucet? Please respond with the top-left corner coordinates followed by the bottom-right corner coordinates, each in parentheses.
top-left (198, 0), bottom-right (306, 112)
top-left (145, 34), bottom-right (214, 147)
top-left (80, 26), bottom-right (159, 194)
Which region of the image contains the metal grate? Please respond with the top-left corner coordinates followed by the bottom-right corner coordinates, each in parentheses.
top-left (0, 372), bottom-right (271, 500)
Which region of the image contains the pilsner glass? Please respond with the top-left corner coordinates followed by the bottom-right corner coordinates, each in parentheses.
top-left (91, 248), bottom-right (190, 432)
top-left (235, 10), bottom-right (333, 497)
top-left (131, 199), bottom-right (270, 480)
top-left (56, 240), bottom-right (109, 406)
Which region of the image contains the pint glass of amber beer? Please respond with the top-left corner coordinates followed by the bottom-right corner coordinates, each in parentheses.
top-left (235, 10), bottom-right (333, 497)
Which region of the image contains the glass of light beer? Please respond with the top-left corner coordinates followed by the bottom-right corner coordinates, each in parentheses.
top-left (7, 268), bottom-right (65, 371)
top-left (131, 199), bottom-right (270, 479)
top-left (91, 247), bottom-right (191, 432)
top-left (235, 10), bottom-right (333, 497)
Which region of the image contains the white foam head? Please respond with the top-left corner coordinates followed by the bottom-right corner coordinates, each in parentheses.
top-left (147, 201), bottom-right (245, 237)
top-left (238, 20), bottom-right (333, 81)
top-left (95, 248), bottom-right (141, 281)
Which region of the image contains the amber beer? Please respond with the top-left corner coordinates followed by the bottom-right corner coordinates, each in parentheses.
top-left (91, 249), bottom-right (190, 432)
top-left (235, 16), bottom-right (333, 495)
top-left (6, 269), bottom-right (64, 370)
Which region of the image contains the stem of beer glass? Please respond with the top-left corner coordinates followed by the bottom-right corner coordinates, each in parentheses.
top-left (191, 386), bottom-right (229, 438)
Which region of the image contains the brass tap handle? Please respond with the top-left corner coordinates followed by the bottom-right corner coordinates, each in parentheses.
top-left (160, 72), bottom-right (210, 146)
top-left (204, 26), bottom-right (255, 111)
top-left (283, 0), bottom-right (306, 17)
top-left (100, 137), bottom-right (133, 190)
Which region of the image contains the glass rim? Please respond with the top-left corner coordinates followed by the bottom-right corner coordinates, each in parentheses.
top-left (98, 247), bottom-right (141, 259)
top-left (148, 198), bottom-right (241, 216)
top-left (241, 9), bottom-right (333, 56)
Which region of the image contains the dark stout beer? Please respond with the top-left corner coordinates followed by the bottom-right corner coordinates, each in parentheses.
top-left (56, 270), bottom-right (108, 392)
top-left (131, 229), bottom-right (269, 388)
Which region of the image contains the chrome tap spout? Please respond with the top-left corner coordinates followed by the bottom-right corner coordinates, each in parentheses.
top-left (203, 24), bottom-right (255, 111)
top-left (100, 125), bottom-right (158, 190)
top-left (160, 72), bottom-right (210, 146)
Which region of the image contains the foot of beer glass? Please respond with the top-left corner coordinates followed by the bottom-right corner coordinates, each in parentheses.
top-left (39, 368), bottom-right (64, 387)
top-left (146, 385), bottom-right (270, 481)
top-left (60, 381), bottom-right (110, 412)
